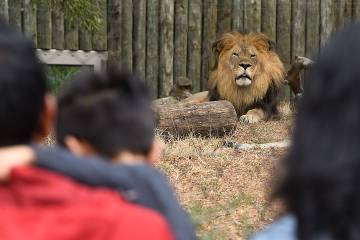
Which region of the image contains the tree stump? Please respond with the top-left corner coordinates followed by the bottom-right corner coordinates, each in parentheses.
top-left (154, 100), bottom-right (237, 138)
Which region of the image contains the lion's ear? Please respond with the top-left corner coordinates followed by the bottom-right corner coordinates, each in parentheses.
top-left (268, 39), bottom-right (276, 51)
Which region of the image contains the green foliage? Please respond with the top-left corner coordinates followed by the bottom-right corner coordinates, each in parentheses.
top-left (47, 65), bottom-right (83, 94)
top-left (31, 0), bottom-right (102, 31)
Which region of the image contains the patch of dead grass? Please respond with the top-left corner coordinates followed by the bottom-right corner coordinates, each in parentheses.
top-left (156, 114), bottom-right (293, 239)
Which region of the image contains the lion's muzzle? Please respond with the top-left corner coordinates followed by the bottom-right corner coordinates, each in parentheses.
top-left (235, 73), bottom-right (252, 87)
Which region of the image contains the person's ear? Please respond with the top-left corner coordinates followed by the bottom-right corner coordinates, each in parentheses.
top-left (33, 94), bottom-right (57, 143)
top-left (64, 135), bottom-right (97, 157)
top-left (147, 139), bottom-right (165, 165)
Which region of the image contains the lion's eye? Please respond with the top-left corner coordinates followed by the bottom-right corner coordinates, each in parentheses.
top-left (232, 52), bottom-right (239, 57)
top-left (250, 54), bottom-right (256, 58)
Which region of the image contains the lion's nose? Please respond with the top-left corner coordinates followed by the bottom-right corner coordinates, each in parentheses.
top-left (239, 63), bottom-right (251, 70)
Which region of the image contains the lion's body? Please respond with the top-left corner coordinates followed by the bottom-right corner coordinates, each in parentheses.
top-left (184, 32), bottom-right (285, 123)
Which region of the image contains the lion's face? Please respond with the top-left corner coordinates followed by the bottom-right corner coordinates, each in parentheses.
top-left (228, 45), bottom-right (259, 87)
top-left (209, 32), bottom-right (285, 112)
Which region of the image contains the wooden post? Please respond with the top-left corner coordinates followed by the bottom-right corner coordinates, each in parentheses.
top-left (146, 0), bottom-right (160, 97)
top-left (201, 0), bottom-right (217, 90)
top-left (306, 0), bottom-right (320, 58)
top-left (133, 0), bottom-right (146, 80)
top-left (276, 0), bottom-right (291, 65)
top-left (107, 0), bottom-right (122, 65)
top-left (174, 0), bottom-right (188, 88)
top-left (64, 20), bottom-right (78, 50)
top-left (159, 0), bottom-right (174, 97)
top-left (276, 0), bottom-right (291, 99)
top-left (51, 2), bottom-right (64, 50)
top-left (8, 0), bottom-right (21, 30)
top-left (320, 0), bottom-right (334, 47)
top-left (353, 0), bottom-right (360, 18)
top-left (291, 0), bottom-right (306, 60)
top-left (232, 0), bottom-right (244, 32)
top-left (121, 0), bottom-right (133, 71)
top-left (334, 0), bottom-right (352, 29)
top-left (217, 0), bottom-right (232, 35)
top-left (154, 100), bottom-right (237, 137)
top-left (79, 29), bottom-right (92, 51)
top-left (187, 0), bottom-right (202, 92)
top-left (261, 0), bottom-right (276, 41)
top-left (23, 0), bottom-right (37, 45)
top-left (244, 0), bottom-right (261, 32)
top-left (0, 0), bottom-right (9, 22)
top-left (37, 1), bottom-right (51, 49)
top-left (92, 0), bottom-right (107, 51)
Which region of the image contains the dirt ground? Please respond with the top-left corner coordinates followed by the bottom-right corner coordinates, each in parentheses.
top-left (156, 114), bottom-right (294, 239)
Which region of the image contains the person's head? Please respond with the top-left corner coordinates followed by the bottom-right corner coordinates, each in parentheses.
top-left (276, 22), bottom-right (360, 240)
top-left (0, 21), bottom-right (55, 147)
top-left (56, 69), bottom-right (161, 164)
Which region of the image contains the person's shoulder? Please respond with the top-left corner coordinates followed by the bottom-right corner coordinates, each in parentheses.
top-left (103, 196), bottom-right (174, 240)
top-left (250, 214), bottom-right (297, 240)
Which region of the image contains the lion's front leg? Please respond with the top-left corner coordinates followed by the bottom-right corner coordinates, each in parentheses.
top-left (239, 108), bottom-right (266, 124)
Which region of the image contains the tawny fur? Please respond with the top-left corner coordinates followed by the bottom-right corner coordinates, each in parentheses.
top-left (184, 32), bottom-right (285, 117)
top-left (210, 32), bottom-right (285, 114)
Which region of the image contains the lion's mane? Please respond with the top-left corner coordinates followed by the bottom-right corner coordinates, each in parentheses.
top-left (209, 32), bottom-right (285, 116)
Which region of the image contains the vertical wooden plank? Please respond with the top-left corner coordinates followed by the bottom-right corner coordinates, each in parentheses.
top-left (276, 0), bottom-right (291, 64)
top-left (174, 0), bottom-right (188, 86)
top-left (108, 0), bottom-right (122, 65)
top-left (64, 19), bottom-right (78, 50)
top-left (353, 0), bottom-right (360, 18)
top-left (320, 0), bottom-right (334, 47)
top-left (37, 1), bottom-right (51, 49)
top-left (159, 0), bottom-right (174, 97)
top-left (0, 0), bottom-right (9, 22)
top-left (232, 0), bottom-right (244, 32)
top-left (121, 0), bottom-right (133, 70)
top-left (146, 0), bottom-right (160, 97)
top-left (306, 0), bottom-right (320, 58)
top-left (291, 0), bottom-right (306, 60)
top-left (51, 2), bottom-right (64, 50)
top-left (277, 0), bottom-right (291, 99)
top-left (23, 0), bottom-right (37, 44)
top-left (187, 0), bottom-right (202, 92)
top-left (261, 0), bottom-right (276, 41)
top-left (79, 29), bottom-right (92, 51)
top-left (217, 0), bottom-right (232, 35)
top-left (8, 0), bottom-right (22, 29)
top-left (244, 0), bottom-right (261, 32)
top-left (133, 0), bottom-right (146, 80)
top-left (201, 0), bottom-right (217, 90)
top-left (92, 0), bottom-right (107, 51)
top-left (334, 0), bottom-right (352, 29)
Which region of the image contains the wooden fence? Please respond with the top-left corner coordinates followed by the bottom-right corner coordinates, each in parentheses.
top-left (1, 0), bottom-right (360, 98)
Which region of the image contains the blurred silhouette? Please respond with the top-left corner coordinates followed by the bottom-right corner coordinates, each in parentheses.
top-left (0, 21), bottom-right (173, 240)
top-left (251, 22), bottom-right (360, 240)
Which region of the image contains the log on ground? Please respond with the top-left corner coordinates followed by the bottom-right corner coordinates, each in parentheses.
top-left (154, 100), bottom-right (237, 137)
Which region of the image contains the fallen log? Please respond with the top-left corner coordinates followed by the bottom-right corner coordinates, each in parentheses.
top-left (153, 100), bottom-right (237, 137)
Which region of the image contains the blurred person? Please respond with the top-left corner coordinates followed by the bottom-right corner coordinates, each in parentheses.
top-left (251, 22), bottom-right (360, 240)
top-left (0, 49), bottom-right (195, 239)
top-left (0, 21), bottom-right (173, 240)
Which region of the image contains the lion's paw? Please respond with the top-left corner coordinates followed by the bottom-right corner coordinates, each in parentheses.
top-left (239, 114), bottom-right (261, 124)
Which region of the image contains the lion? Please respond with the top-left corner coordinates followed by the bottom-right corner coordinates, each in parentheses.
top-left (183, 32), bottom-right (285, 123)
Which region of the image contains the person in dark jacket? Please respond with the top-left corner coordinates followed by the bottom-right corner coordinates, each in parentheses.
top-left (0, 21), bottom-right (173, 240)
top-left (0, 69), bottom-right (196, 239)
top-left (252, 22), bottom-right (360, 240)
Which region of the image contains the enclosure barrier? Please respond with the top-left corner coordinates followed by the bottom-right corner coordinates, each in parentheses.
top-left (0, 0), bottom-right (359, 98)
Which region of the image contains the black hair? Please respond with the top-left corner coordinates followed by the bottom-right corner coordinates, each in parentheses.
top-left (56, 69), bottom-right (155, 159)
top-left (0, 21), bottom-right (46, 146)
top-left (276, 22), bottom-right (360, 240)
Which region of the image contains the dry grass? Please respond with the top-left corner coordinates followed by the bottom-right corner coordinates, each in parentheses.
top-left (156, 110), bottom-right (294, 239)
